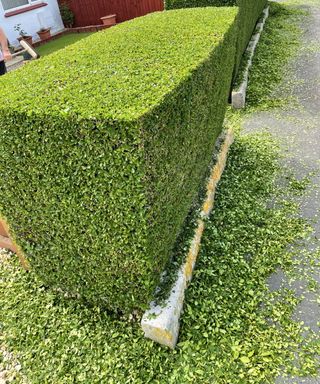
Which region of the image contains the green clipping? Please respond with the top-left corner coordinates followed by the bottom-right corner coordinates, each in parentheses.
top-left (0, 7), bottom-right (238, 313)
top-left (165, 0), bottom-right (268, 80)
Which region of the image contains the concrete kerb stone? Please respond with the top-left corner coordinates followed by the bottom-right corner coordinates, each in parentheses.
top-left (141, 128), bottom-right (234, 349)
top-left (232, 6), bottom-right (270, 109)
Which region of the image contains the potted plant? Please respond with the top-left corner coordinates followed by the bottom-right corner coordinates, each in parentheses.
top-left (37, 27), bottom-right (51, 41)
top-left (59, 3), bottom-right (75, 28)
top-left (14, 24), bottom-right (33, 46)
top-left (100, 14), bottom-right (117, 27)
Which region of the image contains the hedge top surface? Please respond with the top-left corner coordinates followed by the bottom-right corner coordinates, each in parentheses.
top-left (165, 0), bottom-right (237, 9)
top-left (0, 7), bottom-right (238, 121)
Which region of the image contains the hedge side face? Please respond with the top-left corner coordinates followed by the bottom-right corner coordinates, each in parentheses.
top-left (165, 0), bottom-right (268, 79)
top-left (233, 0), bottom-right (267, 77)
top-left (0, 8), bottom-right (238, 313)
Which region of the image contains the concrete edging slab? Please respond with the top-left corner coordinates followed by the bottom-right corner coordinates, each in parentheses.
top-left (232, 6), bottom-right (270, 109)
top-left (6, 57), bottom-right (24, 72)
top-left (141, 128), bottom-right (234, 349)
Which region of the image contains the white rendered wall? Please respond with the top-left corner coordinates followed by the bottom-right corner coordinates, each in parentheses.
top-left (0, 0), bottom-right (64, 46)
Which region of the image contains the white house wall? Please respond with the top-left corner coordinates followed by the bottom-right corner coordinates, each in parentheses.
top-left (1, 0), bottom-right (64, 46)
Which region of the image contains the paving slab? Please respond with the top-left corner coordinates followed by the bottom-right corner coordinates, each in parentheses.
top-left (244, 1), bottom-right (320, 382)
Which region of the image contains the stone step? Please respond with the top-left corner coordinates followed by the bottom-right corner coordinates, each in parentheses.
top-left (6, 56), bottom-right (24, 72)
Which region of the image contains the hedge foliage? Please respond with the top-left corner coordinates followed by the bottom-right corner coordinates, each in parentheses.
top-left (234, 0), bottom-right (268, 76)
top-left (166, 0), bottom-right (236, 8)
top-left (165, 0), bottom-right (268, 78)
top-left (0, 7), bottom-right (238, 313)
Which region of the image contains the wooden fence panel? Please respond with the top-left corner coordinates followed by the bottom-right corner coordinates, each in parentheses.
top-left (60, 0), bottom-right (164, 27)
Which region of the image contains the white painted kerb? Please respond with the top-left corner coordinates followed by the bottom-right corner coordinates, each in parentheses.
top-left (232, 6), bottom-right (270, 109)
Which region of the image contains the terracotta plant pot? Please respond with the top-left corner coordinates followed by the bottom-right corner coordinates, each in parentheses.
top-left (101, 14), bottom-right (117, 27)
top-left (18, 35), bottom-right (33, 46)
top-left (37, 28), bottom-right (51, 41)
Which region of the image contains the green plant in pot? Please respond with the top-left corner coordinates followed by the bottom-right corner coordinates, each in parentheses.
top-left (14, 24), bottom-right (33, 46)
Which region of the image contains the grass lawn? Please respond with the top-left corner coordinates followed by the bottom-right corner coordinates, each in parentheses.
top-left (36, 33), bottom-right (93, 57)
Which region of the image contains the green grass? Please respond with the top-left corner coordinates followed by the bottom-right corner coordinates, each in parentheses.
top-left (36, 33), bottom-right (93, 57)
top-left (1, 2), bottom-right (320, 383)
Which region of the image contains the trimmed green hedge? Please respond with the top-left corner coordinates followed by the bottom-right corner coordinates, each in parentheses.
top-left (165, 0), bottom-right (268, 79)
top-left (234, 0), bottom-right (267, 76)
top-left (0, 7), bottom-right (238, 313)
top-left (166, 0), bottom-right (236, 7)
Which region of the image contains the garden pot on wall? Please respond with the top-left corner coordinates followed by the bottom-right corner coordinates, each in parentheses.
top-left (37, 28), bottom-right (51, 41)
top-left (18, 36), bottom-right (33, 46)
top-left (101, 14), bottom-right (117, 27)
